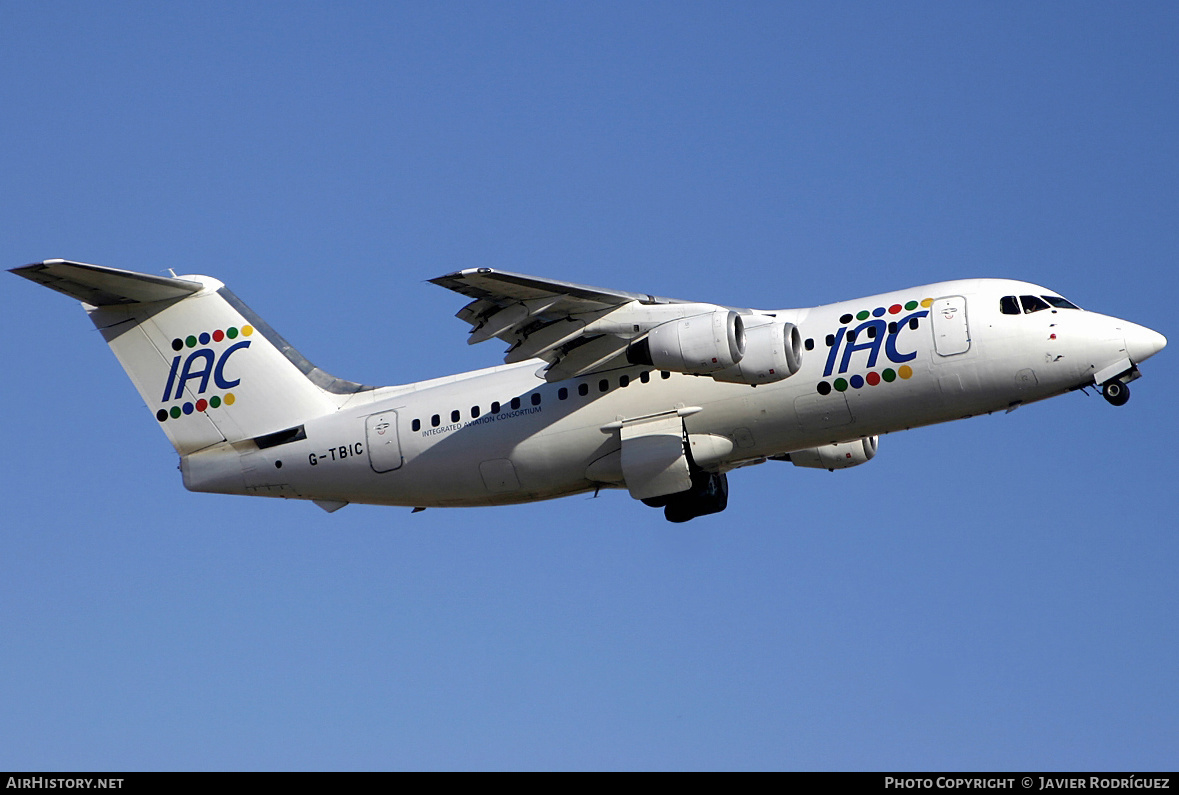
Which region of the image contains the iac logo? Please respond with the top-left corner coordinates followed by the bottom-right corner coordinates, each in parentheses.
top-left (155, 325), bottom-right (253, 422)
top-left (816, 299), bottom-right (931, 395)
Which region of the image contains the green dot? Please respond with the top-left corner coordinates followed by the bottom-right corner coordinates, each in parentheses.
top-left (856, 310), bottom-right (870, 321)
top-left (170, 406), bottom-right (182, 418)
top-left (209, 395), bottom-right (221, 408)
top-left (185, 335), bottom-right (197, 348)
top-left (227, 327), bottom-right (238, 339)
top-left (904, 300), bottom-right (918, 311)
top-left (833, 378), bottom-right (848, 392)
top-left (882, 368), bottom-right (896, 382)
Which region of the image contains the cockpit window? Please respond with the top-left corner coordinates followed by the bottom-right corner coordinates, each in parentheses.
top-left (1020, 295), bottom-right (1051, 313)
top-left (1000, 296), bottom-right (1020, 315)
top-left (1042, 295), bottom-right (1080, 310)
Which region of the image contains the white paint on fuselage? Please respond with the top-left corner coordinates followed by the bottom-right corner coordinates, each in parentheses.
top-left (236, 278), bottom-right (1153, 508)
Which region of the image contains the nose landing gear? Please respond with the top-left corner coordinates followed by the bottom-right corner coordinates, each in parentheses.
top-left (1102, 379), bottom-right (1130, 406)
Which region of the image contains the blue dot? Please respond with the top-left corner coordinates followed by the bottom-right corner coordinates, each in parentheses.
top-left (183, 402), bottom-right (194, 415)
top-left (872, 307), bottom-right (886, 317)
top-left (850, 375), bottom-right (864, 389)
top-left (199, 332), bottom-right (211, 345)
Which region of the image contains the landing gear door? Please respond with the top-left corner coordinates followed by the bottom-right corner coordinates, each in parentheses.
top-left (619, 411), bottom-right (691, 501)
top-left (932, 296), bottom-right (970, 356)
top-left (365, 411), bottom-right (403, 473)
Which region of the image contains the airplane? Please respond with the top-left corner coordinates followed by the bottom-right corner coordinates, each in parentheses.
top-left (11, 259), bottom-right (1167, 522)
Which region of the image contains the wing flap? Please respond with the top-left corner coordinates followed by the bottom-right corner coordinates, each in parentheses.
top-left (541, 335), bottom-right (631, 381)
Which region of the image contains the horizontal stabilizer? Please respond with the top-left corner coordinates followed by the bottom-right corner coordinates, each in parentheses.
top-left (11, 259), bottom-right (203, 305)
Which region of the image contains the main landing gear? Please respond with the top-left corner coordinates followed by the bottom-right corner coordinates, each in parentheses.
top-left (1102, 379), bottom-right (1130, 407)
top-left (642, 470), bottom-right (729, 523)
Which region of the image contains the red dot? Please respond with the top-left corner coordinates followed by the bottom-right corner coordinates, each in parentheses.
top-left (212, 329), bottom-right (225, 342)
top-left (889, 304), bottom-right (902, 314)
top-left (866, 371), bottom-right (881, 386)
top-left (195, 398), bottom-right (208, 412)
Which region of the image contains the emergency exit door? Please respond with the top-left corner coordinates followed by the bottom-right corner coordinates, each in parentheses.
top-left (365, 411), bottom-right (403, 472)
top-left (931, 296), bottom-right (970, 356)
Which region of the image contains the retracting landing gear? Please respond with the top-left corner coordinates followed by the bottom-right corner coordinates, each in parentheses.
top-left (642, 470), bottom-right (729, 523)
top-left (1102, 379), bottom-right (1130, 407)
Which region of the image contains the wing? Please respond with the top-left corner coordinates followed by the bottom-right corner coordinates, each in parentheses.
top-left (429, 268), bottom-right (738, 382)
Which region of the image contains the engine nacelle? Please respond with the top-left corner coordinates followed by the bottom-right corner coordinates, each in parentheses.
top-left (788, 436), bottom-right (878, 471)
top-left (711, 320), bottom-right (803, 385)
top-left (627, 310), bottom-right (745, 374)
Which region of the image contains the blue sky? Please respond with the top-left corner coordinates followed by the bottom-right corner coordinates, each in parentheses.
top-left (2, 2), bottom-right (1176, 771)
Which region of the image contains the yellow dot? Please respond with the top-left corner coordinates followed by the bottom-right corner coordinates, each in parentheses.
top-left (898, 365), bottom-right (913, 379)
top-left (224, 392), bottom-right (235, 405)
top-left (920, 298), bottom-right (933, 308)
top-left (241, 325), bottom-right (254, 336)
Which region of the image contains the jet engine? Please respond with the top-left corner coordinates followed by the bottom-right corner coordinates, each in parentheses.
top-left (627, 309), bottom-right (745, 374)
top-left (711, 319), bottom-right (803, 385)
top-left (786, 436), bottom-right (878, 471)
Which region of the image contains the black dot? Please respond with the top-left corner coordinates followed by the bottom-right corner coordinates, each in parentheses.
top-left (839, 313), bottom-right (853, 325)
top-left (156, 409), bottom-right (168, 422)
top-left (274, 460), bottom-right (283, 469)
top-left (816, 381), bottom-right (832, 395)
top-left (171, 338), bottom-right (184, 351)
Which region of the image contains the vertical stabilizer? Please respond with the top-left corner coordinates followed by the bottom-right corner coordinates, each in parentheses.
top-left (12, 260), bottom-right (370, 455)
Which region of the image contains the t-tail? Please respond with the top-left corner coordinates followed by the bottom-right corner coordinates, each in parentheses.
top-left (11, 260), bottom-right (371, 487)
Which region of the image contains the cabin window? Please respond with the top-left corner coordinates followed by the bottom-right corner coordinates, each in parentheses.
top-left (471, 406), bottom-right (480, 418)
top-left (599, 379), bottom-right (609, 393)
top-left (531, 392), bottom-right (541, 406)
top-left (661, 371), bottom-right (671, 380)
top-left (1000, 295), bottom-right (1020, 315)
top-left (640, 371), bottom-right (651, 384)
top-left (451, 410), bottom-right (460, 423)
top-left (510, 397), bottom-right (521, 410)
top-left (558, 387), bottom-right (568, 400)
top-left (578, 383), bottom-right (589, 397)
top-left (866, 326), bottom-right (877, 339)
top-left (411, 419), bottom-right (421, 432)
top-left (491, 401), bottom-right (500, 414)
top-left (431, 414), bottom-right (440, 428)
top-left (825, 334), bottom-right (835, 347)
top-left (909, 317), bottom-right (919, 330)
top-left (888, 322), bottom-right (897, 334)
top-left (619, 375), bottom-right (630, 387)
top-left (805, 338), bottom-right (815, 351)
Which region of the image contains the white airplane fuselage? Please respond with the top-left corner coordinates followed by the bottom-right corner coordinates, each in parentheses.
top-left (179, 277), bottom-right (1164, 510)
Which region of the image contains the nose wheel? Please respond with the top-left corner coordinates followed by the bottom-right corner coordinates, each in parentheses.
top-left (1102, 380), bottom-right (1130, 406)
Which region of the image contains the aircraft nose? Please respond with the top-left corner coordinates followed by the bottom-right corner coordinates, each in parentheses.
top-left (1124, 322), bottom-right (1167, 364)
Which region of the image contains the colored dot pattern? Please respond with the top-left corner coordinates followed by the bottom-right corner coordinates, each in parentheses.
top-left (157, 325), bottom-right (252, 422)
top-left (818, 367), bottom-right (913, 394)
top-left (157, 392), bottom-right (235, 421)
top-left (169, 325), bottom-right (252, 353)
top-left (837, 298), bottom-right (931, 328)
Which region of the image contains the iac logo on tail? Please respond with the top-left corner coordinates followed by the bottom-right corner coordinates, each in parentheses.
top-left (156, 325), bottom-right (253, 421)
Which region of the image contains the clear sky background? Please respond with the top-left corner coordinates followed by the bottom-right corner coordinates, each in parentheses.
top-left (2, 2), bottom-right (1176, 771)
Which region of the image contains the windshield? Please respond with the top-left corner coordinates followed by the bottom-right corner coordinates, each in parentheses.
top-left (1042, 295), bottom-right (1080, 310)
